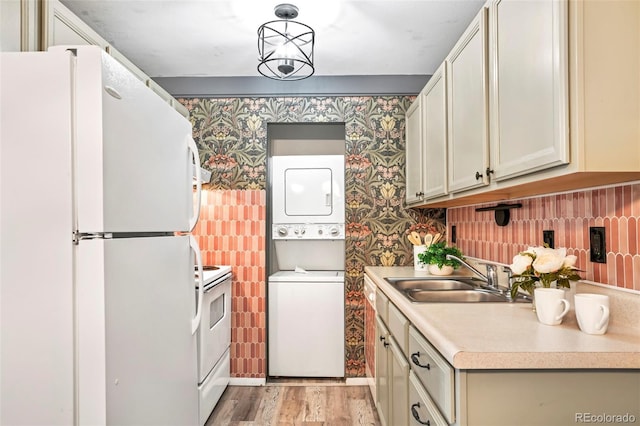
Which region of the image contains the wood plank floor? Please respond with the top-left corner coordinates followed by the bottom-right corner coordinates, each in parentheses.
top-left (205, 381), bottom-right (381, 426)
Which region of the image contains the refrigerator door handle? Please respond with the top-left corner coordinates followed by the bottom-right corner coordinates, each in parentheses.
top-left (190, 235), bottom-right (204, 335)
top-left (188, 136), bottom-right (202, 232)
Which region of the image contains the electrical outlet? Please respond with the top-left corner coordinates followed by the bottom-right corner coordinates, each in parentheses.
top-left (589, 227), bottom-right (606, 263)
top-left (451, 225), bottom-right (457, 244)
top-left (543, 230), bottom-right (555, 248)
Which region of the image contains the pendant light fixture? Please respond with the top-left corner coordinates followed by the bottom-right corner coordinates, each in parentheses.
top-left (257, 3), bottom-right (315, 81)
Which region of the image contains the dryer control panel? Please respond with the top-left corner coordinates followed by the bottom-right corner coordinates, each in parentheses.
top-left (272, 223), bottom-right (345, 240)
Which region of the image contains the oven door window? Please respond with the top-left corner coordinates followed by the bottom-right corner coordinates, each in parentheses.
top-left (209, 292), bottom-right (225, 329)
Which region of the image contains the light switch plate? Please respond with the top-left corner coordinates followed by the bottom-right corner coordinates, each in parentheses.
top-left (589, 227), bottom-right (606, 263)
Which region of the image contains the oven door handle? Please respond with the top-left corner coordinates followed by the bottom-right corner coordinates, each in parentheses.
top-left (190, 235), bottom-right (204, 335)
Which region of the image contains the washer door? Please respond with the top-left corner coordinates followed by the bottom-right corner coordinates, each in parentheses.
top-left (268, 279), bottom-right (345, 377)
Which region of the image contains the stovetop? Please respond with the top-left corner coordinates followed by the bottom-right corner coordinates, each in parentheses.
top-left (194, 265), bottom-right (232, 287)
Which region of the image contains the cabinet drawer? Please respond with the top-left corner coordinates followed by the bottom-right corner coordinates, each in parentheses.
top-left (388, 303), bottom-right (409, 356)
top-left (409, 326), bottom-right (455, 423)
top-left (376, 288), bottom-right (389, 324)
top-left (409, 371), bottom-right (448, 426)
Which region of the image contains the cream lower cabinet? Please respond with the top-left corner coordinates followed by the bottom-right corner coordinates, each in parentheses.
top-left (458, 370), bottom-right (640, 426)
top-left (410, 326), bottom-right (640, 426)
top-left (389, 338), bottom-right (409, 426)
top-left (375, 289), bottom-right (410, 426)
top-left (446, 7), bottom-right (490, 194)
top-left (408, 326), bottom-right (455, 425)
top-left (375, 317), bottom-right (391, 426)
top-left (371, 280), bottom-right (640, 425)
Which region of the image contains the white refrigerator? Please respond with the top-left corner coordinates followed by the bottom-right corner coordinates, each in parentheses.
top-left (1, 46), bottom-right (205, 425)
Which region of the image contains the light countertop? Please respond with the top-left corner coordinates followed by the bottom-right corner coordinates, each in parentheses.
top-left (366, 266), bottom-right (640, 370)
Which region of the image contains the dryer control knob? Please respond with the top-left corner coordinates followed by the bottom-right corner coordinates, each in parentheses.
top-left (318, 228), bottom-right (324, 235)
top-left (277, 226), bottom-right (288, 236)
top-left (330, 227), bottom-right (340, 236)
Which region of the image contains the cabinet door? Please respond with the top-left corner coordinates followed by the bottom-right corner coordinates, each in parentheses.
top-left (446, 8), bottom-right (490, 193)
top-left (375, 316), bottom-right (391, 426)
top-left (389, 338), bottom-right (410, 426)
top-left (489, 0), bottom-right (569, 181)
top-left (405, 96), bottom-right (424, 204)
top-left (1, 0), bottom-right (38, 52)
top-left (422, 62), bottom-right (448, 199)
top-left (42, 0), bottom-right (108, 49)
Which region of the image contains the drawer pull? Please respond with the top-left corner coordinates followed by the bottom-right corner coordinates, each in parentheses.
top-left (411, 403), bottom-right (431, 425)
top-left (411, 352), bottom-right (431, 370)
top-left (380, 336), bottom-right (389, 348)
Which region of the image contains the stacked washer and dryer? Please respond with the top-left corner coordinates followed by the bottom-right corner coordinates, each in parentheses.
top-left (268, 155), bottom-right (345, 378)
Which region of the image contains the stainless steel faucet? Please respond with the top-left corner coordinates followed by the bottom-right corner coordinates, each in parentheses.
top-left (445, 254), bottom-right (499, 290)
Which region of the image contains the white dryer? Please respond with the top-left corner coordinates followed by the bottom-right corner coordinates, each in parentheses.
top-left (271, 155), bottom-right (344, 224)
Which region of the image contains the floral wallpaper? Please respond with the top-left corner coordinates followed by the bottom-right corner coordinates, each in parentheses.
top-left (181, 96), bottom-right (446, 377)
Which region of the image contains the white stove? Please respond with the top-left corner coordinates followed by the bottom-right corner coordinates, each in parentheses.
top-left (195, 265), bottom-right (232, 288)
top-left (194, 265), bottom-right (232, 424)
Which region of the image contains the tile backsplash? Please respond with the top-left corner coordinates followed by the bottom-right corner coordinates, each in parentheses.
top-left (192, 189), bottom-right (266, 378)
top-left (448, 182), bottom-right (640, 291)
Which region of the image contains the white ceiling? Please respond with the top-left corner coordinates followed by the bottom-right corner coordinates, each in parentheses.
top-left (60, 0), bottom-right (485, 79)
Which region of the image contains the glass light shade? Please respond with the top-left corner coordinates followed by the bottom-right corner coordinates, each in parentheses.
top-left (257, 19), bottom-right (315, 81)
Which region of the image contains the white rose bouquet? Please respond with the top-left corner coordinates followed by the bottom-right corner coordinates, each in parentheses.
top-left (509, 246), bottom-right (582, 299)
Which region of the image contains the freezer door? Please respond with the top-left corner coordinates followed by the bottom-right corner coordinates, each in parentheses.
top-left (70, 46), bottom-right (196, 233)
top-left (76, 235), bottom-right (198, 425)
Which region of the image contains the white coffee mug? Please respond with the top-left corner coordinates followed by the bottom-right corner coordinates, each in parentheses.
top-left (575, 293), bottom-right (610, 335)
top-left (534, 288), bottom-right (570, 326)
top-left (413, 245), bottom-right (427, 271)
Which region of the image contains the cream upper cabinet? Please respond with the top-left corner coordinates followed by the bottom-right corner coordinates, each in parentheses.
top-left (42, 0), bottom-right (107, 49)
top-left (414, 0), bottom-right (640, 208)
top-left (40, 0), bottom-right (188, 119)
top-left (1, 0), bottom-right (38, 52)
top-left (488, 0), bottom-right (569, 181)
top-left (405, 95), bottom-right (424, 205)
top-left (422, 62), bottom-right (448, 200)
top-left (446, 7), bottom-right (490, 194)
